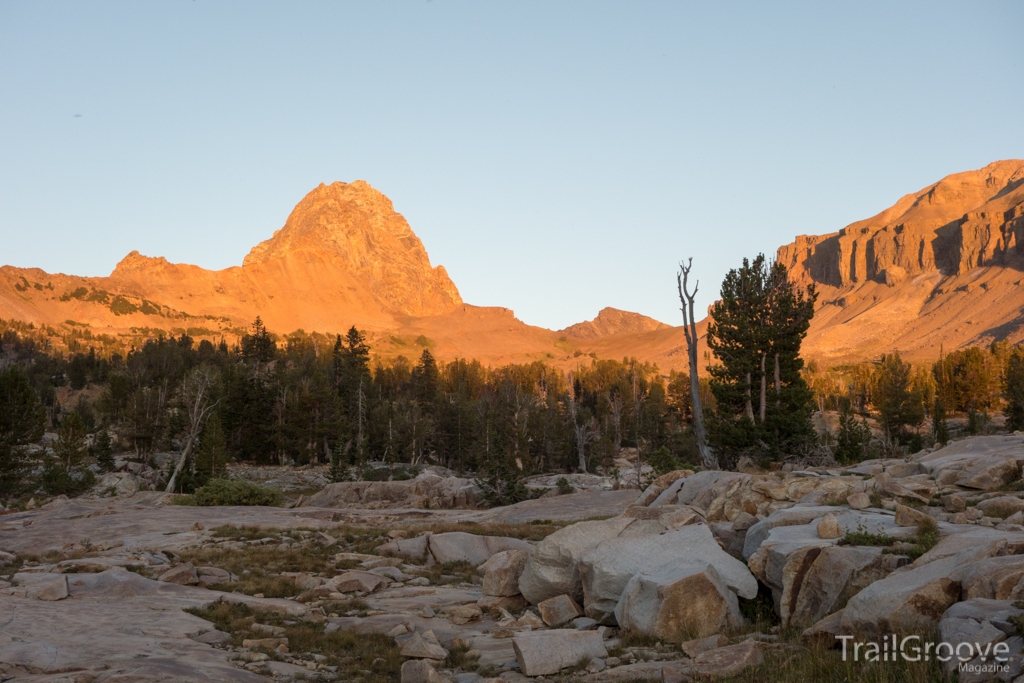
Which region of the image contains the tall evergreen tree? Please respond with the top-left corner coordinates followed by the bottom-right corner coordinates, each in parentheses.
top-left (705, 255), bottom-right (817, 464)
top-left (0, 366), bottom-right (46, 496)
top-left (1003, 348), bottom-right (1024, 432)
top-left (872, 352), bottom-right (924, 442)
top-left (194, 413), bottom-right (228, 486)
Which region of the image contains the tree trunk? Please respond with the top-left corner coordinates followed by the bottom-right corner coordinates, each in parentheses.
top-left (759, 353), bottom-right (767, 423)
top-left (774, 353), bottom-right (781, 409)
top-left (745, 372), bottom-right (755, 421)
top-left (165, 433), bottom-right (196, 493)
top-left (678, 260), bottom-right (717, 469)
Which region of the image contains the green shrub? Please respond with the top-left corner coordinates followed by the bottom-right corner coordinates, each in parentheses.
top-left (648, 445), bottom-right (681, 475)
top-left (40, 464), bottom-right (95, 496)
top-left (556, 476), bottom-right (573, 495)
top-left (176, 479), bottom-right (283, 507)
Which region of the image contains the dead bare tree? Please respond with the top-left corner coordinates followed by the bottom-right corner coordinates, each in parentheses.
top-left (677, 259), bottom-right (718, 470)
top-left (165, 365), bottom-right (220, 492)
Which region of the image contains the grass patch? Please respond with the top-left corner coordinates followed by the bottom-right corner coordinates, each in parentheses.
top-left (418, 561), bottom-right (478, 586)
top-left (981, 502), bottom-right (1022, 519)
top-left (839, 524), bottom-right (893, 547)
top-left (703, 642), bottom-right (942, 683)
top-left (185, 601), bottom-right (401, 682)
top-left (839, 521), bottom-right (938, 562)
top-left (404, 520), bottom-right (566, 542)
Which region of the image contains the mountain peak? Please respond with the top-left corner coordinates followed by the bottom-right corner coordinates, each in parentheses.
top-left (562, 307), bottom-right (670, 339)
top-left (241, 180), bottom-right (461, 317)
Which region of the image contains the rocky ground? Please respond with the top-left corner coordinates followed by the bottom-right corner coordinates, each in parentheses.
top-left (3, 436), bottom-right (1024, 682)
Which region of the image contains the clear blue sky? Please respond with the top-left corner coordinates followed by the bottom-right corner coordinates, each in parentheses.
top-left (1, 2), bottom-right (1022, 330)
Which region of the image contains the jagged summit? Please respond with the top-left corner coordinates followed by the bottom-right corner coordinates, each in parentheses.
top-left (240, 180), bottom-right (462, 317)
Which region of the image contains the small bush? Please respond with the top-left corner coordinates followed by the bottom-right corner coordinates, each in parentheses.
top-left (556, 476), bottom-right (573, 495)
top-left (648, 445), bottom-right (681, 476)
top-left (39, 465), bottom-right (95, 496)
top-left (175, 479), bottom-right (283, 507)
top-left (839, 524), bottom-right (893, 547)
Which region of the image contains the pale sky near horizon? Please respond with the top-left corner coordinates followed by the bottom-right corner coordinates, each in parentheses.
top-left (1, 2), bottom-right (1022, 330)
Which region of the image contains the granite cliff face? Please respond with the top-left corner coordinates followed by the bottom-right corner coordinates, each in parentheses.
top-left (777, 160), bottom-right (1024, 361)
top-left (779, 160), bottom-right (1024, 288)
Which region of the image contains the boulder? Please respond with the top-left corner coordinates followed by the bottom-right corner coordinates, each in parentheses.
top-left (743, 506), bottom-right (843, 559)
top-left (917, 436), bottom-right (1024, 491)
top-left (787, 546), bottom-right (887, 627)
top-left (376, 534), bottom-right (432, 562)
top-left (692, 639), bottom-right (764, 678)
top-left (518, 516), bottom-right (634, 604)
top-left (26, 574), bottom-right (69, 601)
top-left (115, 473), bottom-right (141, 495)
top-left (427, 532), bottom-right (532, 566)
top-left (681, 634), bottom-right (729, 658)
top-left (614, 562), bottom-right (744, 641)
top-left (841, 554), bottom-right (963, 637)
top-left (480, 549), bottom-right (529, 597)
top-left (538, 594), bottom-right (583, 627)
top-left (158, 562), bottom-right (198, 586)
top-left (400, 631), bottom-right (449, 660)
top-left (197, 566), bottom-right (233, 588)
top-left (512, 630), bottom-right (608, 676)
top-left (635, 470), bottom-right (692, 507)
top-left (326, 571), bottom-right (390, 594)
top-left (847, 492), bottom-right (871, 510)
top-left (801, 609), bottom-right (845, 647)
top-left (446, 604), bottom-right (483, 625)
top-left (939, 600), bottom-right (1024, 682)
top-left (817, 514), bottom-right (842, 539)
top-left (977, 496), bottom-right (1024, 518)
top-left (579, 524), bottom-right (757, 624)
top-left (894, 504), bottom-right (934, 527)
top-left (401, 659), bottom-right (447, 683)
top-left (959, 556), bottom-right (1024, 601)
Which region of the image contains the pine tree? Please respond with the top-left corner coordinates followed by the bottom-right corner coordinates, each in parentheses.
top-left (705, 255), bottom-right (817, 464)
top-left (329, 437), bottom-right (350, 482)
top-left (933, 397), bottom-right (950, 445)
top-left (834, 405), bottom-right (870, 463)
top-left (54, 412), bottom-right (88, 472)
top-left (1003, 349), bottom-right (1024, 432)
top-left (93, 428), bottom-right (115, 472)
top-left (872, 352), bottom-right (924, 442)
top-left (241, 317), bottom-right (276, 367)
top-left (194, 413), bottom-right (228, 487)
top-left (0, 366), bottom-right (46, 496)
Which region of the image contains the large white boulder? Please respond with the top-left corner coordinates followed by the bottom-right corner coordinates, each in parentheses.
top-left (518, 516), bottom-right (634, 605)
top-left (426, 532), bottom-right (532, 566)
top-left (614, 561), bottom-right (744, 641)
top-left (512, 630), bottom-right (607, 676)
top-left (480, 549), bottom-right (529, 597)
top-left (579, 524), bottom-right (757, 624)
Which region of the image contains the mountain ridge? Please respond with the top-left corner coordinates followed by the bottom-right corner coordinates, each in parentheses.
top-left (4, 161), bottom-right (1024, 370)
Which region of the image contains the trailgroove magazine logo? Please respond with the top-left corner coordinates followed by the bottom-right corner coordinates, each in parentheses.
top-left (837, 634), bottom-right (1012, 674)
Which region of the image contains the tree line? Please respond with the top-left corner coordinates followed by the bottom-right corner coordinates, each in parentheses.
top-left (5, 252), bottom-right (1024, 502)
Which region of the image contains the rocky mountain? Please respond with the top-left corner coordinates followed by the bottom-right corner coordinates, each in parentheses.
top-left (560, 307), bottom-right (669, 339)
top-left (4, 161), bottom-right (1024, 369)
top-left (778, 159), bottom-right (1024, 362)
top-left (1, 181), bottom-right (464, 337)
